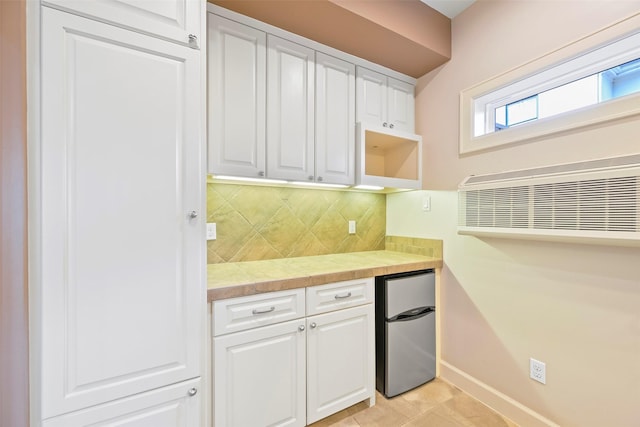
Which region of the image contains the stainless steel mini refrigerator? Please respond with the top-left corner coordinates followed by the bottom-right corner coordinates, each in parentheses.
top-left (375, 269), bottom-right (436, 398)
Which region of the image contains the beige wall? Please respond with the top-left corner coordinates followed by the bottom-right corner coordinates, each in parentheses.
top-left (0, 0), bottom-right (30, 425)
top-left (418, 0), bottom-right (640, 191)
top-left (389, 2), bottom-right (640, 426)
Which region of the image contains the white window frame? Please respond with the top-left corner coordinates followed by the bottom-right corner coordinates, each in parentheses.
top-left (459, 13), bottom-right (640, 155)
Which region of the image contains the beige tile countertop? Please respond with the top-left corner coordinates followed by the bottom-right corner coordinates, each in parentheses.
top-left (207, 250), bottom-right (443, 302)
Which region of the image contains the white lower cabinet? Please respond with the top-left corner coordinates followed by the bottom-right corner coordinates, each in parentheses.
top-left (212, 279), bottom-right (374, 426)
top-left (213, 319), bottom-right (307, 427)
top-left (42, 378), bottom-right (201, 427)
top-left (306, 304), bottom-right (374, 424)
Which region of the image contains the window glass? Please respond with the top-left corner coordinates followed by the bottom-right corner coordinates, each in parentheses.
top-left (506, 95), bottom-right (538, 127)
top-left (490, 57), bottom-right (640, 132)
top-left (602, 57), bottom-right (640, 100)
top-left (538, 74), bottom-right (598, 118)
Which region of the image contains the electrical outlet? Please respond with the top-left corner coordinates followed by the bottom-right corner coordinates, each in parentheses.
top-left (530, 358), bottom-right (546, 384)
top-left (206, 223), bottom-right (217, 241)
top-left (348, 220), bottom-right (356, 234)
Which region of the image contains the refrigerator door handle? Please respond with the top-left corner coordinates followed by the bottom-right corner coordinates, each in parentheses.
top-left (387, 306), bottom-right (435, 322)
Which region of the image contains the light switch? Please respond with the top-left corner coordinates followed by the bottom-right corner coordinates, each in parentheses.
top-left (422, 195), bottom-right (431, 212)
top-left (206, 223), bottom-right (217, 240)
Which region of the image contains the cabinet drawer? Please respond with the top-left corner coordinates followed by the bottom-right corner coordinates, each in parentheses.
top-left (306, 278), bottom-right (373, 315)
top-left (42, 378), bottom-right (201, 427)
top-left (212, 289), bottom-right (305, 336)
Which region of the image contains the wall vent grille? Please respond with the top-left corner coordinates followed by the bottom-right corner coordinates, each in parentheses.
top-left (458, 155), bottom-right (640, 245)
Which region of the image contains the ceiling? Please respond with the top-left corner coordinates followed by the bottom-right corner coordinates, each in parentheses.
top-left (420, 0), bottom-right (475, 18)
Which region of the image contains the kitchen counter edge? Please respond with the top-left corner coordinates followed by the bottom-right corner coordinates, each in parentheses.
top-left (207, 250), bottom-right (443, 302)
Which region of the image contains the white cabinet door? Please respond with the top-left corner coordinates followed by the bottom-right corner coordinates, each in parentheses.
top-left (387, 77), bottom-right (415, 132)
top-left (356, 67), bottom-right (387, 127)
top-left (42, 0), bottom-right (202, 47)
top-left (267, 35), bottom-right (315, 182)
top-left (213, 319), bottom-right (306, 427)
top-left (306, 304), bottom-right (375, 425)
top-left (40, 7), bottom-right (203, 419)
top-left (356, 67), bottom-right (415, 132)
top-left (42, 379), bottom-right (201, 427)
top-left (315, 53), bottom-right (355, 185)
top-left (208, 14), bottom-right (266, 177)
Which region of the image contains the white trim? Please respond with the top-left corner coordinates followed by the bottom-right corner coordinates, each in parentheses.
top-left (440, 361), bottom-right (560, 427)
top-left (198, 2), bottom-right (208, 427)
top-left (460, 11), bottom-right (640, 155)
top-left (457, 227), bottom-right (640, 247)
top-left (27, 0), bottom-right (43, 423)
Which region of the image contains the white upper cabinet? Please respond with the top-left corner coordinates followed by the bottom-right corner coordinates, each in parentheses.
top-left (42, 0), bottom-right (202, 47)
top-left (207, 7), bottom-right (416, 187)
top-left (356, 67), bottom-right (387, 127)
top-left (267, 35), bottom-right (315, 182)
top-left (40, 7), bottom-right (203, 419)
top-left (357, 67), bottom-right (415, 132)
top-left (208, 14), bottom-right (266, 178)
top-left (387, 77), bottom-right (416, 132)
top-left (315, 53), bottom-right (356, 185)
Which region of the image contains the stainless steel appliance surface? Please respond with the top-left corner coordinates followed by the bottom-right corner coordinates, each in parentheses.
top-left (375, 269), bottom-right (436, 398)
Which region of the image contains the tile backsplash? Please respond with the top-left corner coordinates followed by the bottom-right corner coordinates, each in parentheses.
top-left (207, 182), bottom-right (386, 264)
top-left (385, 236), bottom-right (442, 259)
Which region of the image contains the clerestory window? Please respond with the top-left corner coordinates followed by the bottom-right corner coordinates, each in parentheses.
top-left (460, 23), bottom-right (640, 154)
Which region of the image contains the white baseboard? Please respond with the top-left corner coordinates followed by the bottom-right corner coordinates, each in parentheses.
top-left (439, 361), bottom-right (560, 427)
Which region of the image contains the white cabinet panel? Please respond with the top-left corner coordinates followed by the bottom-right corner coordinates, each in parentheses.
top-left (315, 53), bottom-right (355, 185)
top-left (356, 67), bottom-right (415, 132)
top-left (212, 288), bottom-right (305, 336)
top-left (213, 319), bottom-right (306, 427)
top-left (208, 14), bottom-right (362, 185)
top-left (211, 280), bottom-right (375, 426)
top-left (306, 278), bottom-right (373, 316)
top-left (42, 379), bottom-right (201, 427)
top-left (40, 7), bottom-right (202, 418)
top-left (306, 304), bottom-right (375, 424)
top-left (208, 14), bottom-right (266, 177)
top-left (387, 77), bottom-right (415, 132)
top-left (267, 35), bottom-right (315, 182)
top-left (356, 67), bottom-right (387, 127)
top-left (42, 0), bottom-right (202, 46)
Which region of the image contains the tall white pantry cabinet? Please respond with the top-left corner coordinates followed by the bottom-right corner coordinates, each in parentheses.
top-left (31, 1), bottom-right (206, 426)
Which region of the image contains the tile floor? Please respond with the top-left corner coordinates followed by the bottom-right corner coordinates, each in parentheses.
top-left (308, 378), bottom-right (518, 427)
